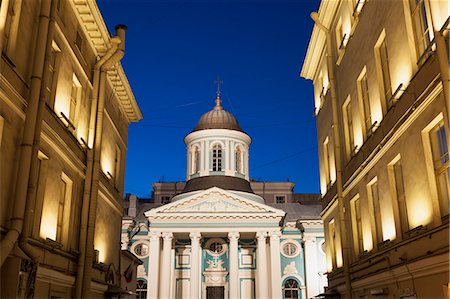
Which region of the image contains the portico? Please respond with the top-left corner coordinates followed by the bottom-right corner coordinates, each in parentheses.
top-left (144, 187), bottom-right (286, 299)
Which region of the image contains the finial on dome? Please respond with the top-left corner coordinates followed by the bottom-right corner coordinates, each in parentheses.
top-left (214, 76), bottom-right (224, 110)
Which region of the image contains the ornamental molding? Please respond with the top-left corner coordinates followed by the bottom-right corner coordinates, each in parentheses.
top-left (283, 261), bottom-right (299, 276)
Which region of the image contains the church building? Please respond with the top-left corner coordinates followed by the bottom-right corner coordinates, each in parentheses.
top-left (122, 92), bottom-right (327, 299)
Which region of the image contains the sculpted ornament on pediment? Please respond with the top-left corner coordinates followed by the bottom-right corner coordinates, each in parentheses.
top-left (183, 198), bottom-right (250, 212)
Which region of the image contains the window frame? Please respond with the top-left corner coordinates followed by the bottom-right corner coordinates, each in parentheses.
top-left (212, 143), bottom-right (222, 172)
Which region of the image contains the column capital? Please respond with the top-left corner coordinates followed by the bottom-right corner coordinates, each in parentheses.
top-left (256, 231), bottom-right (267, 240)
top-left (228, 231), bottom-right (240, 241)
top-left (162, 232), bottom-right (174, 241)
top-left (269, 230), bottom-right (282, 240)
top-left (149, 231), bottom-right (162, 240)
top-left (189, 232), bottom-right (201, 241)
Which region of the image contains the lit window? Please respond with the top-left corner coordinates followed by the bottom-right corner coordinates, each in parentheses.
top-left (368, 179), bottom-right (383, 243)
top-left (390, 158), bottom-right (409, 233)
top-left (328, 219), bottom-right (336, 267)
top-left (114, 145), bottom-right (121, 189)
top-left (69, 75), bottom-right (81, 126)
top-left (351, 196), bottom-right (363, 254)
top-left (357, 69), bottom-right (372, 137)
top-left (430, 122), bottom-right (449, 217)
top-left (283, 279), bottom-right (300, 299)
top-left (343, 97), bottom-right (355, 158)
top-left (323, 137), bottom-right (333, 188)
top-left (235, 147), bottom-right (242, 173)
top-left (276, 196), bottom-right (286, 204)
top-left (3, 0), bottom-right (21, 55)
top-left (134, 243), bottom-right (149, 257)
top-left (56, 173), bottom-right (72, 244)
top-left (212, 144), bottom-right (222, 171)
top-left (378, 39), bottom-right (393, 109)
top-left (409, 0), bottom-right (430, 62)
top-left (46, 42), bottom-right (61, 108)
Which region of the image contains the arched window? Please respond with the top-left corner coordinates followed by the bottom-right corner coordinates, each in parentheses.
top-left (212, 144), bottom-right (222, 171)
top-left (283, 279), bottom-right (300, 299)
top-left (235, 147), bottom-right (242, 173)
top-left (193, 146), bottom-right (200, 173)
top-left (136, 280), bottom-right (147, 299)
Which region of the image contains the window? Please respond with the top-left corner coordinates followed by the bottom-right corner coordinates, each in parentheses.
top-left (276, 196), bottom-right (286, 204)
top-left (3, 0), bottom-right (22, 56)
top-left (335, 18), bottom-right (344, 50)
top-left (343, 97), bottom-right (355, 158)
top-left (357, 69), bottom-right (372, 136)
top-left (209, 242), bottom-right (223, 254)
top-left (161, 196), bottom-right (171, 204)
top-left (282, 242), bottom-right (298, 257)
top-left (235, 147), bottom-right (242, 173)
top-left (136, 280), bottom-right (147, 299)
top-left (430, 122), bottom-right (449, 217)
top-left (378, 38), bottom-right (393, 109)
top-left (205, 238), bottom-right (226, 256)
top-left (75, 30), bottom-right (83, 52)
top-left (46, 42), bottom-right (61, 108)
top-left (69, 76), bottom-right (81, 125)
top-left (409, 0), bottom-right (430, 61)
top-left (351, 196), bottom-right (363, 254)
top-left (368, 179), bottom-right (383, 243)
top-left (328, 219), bottom-right (336, 268)
top-left (323, 137), bottom-right (331, 187)
top-left (212, 144), bottom-right (222, 171)
top-left (114, 145), bottom-right (121, 189)
top-left (390, 158), bottom-right (409, 233)
top-left (134, 243), bottom-right (149, 257)
top-left (283, 279), bottom-right (300, 299)
top-left (56, 173), bottom-right (72, 245)
top-left (192, 146), bottom-right (200, 174)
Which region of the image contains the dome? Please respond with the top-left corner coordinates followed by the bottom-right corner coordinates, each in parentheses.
top-left (192, 96), bottom-right (243, 132)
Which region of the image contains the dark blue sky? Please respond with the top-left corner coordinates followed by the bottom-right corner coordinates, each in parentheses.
top-left (97, 0), bottom-right (320, 197)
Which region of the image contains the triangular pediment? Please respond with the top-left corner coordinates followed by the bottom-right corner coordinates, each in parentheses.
top-left (144, 187), bottom-right (285, 217)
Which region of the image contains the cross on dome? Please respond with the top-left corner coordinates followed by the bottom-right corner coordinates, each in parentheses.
top-left (214, 77), bottom-right (223, 110)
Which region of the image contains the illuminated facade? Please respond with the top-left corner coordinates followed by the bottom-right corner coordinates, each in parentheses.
top-left (301, 0), bottom-right (449, 297)
top-left (0, 0), bottom-right (142, 298)
top-left (121, 96), bottom-right (327, 299)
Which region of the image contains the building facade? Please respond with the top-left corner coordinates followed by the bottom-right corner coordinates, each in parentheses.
top-left (122, 94), bottom-right (327, 299)
top-left (0, 0), bottom-right (142, 298)
top-left (301, 0), bottom-right (449, 298)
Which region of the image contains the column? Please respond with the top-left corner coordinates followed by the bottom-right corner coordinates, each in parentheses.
top-left (147, 231), bottom-right (161, 299)
top-left (160, 232), bottom-right (173, 299)
top-left (256, 232), bottom-right (269, 298)
top-left (269, 230), bottom-right (282, 299)
top-left (189, 232), bottom-right (202, 299)
top-left (304, 235), bottom-right (318, 298)
top-left (228, 232), bottom-right (240, 299)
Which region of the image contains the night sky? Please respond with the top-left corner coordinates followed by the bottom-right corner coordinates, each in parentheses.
top-left (97, 0), bottom-right (321, 197)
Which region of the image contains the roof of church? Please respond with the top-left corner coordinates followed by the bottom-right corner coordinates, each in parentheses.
top-left (267, 203), bottom-right (322, 221)
top-left (182, 175), bottom-right (254, 193)
top-left (192, 95), bottom-right (244, 132)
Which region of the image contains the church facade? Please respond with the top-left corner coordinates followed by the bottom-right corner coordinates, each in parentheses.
top-left (122, 94), bottom-right (327, 299)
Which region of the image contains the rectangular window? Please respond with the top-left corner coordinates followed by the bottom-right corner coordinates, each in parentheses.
top-left (161, 196), bottom-right (171, 204)
top-left (69, 79), bottom-right (80, 124)
top-left (343, 97), bottom-right (354, 158)
top-left (114, 144), bottom-right (121, 189)
top-left (323, 137), bottom-right (331, 187)
top-left (75, 30), bottom-right (83, 52)
top-left (378, 39), bottom-right (393, 109)
top-left (212, 144), bottom-right (222, 171)
top-left (351, 196), bottom-right (363, 254)
top-left (276, 196), bottom-right (286, 204)
top-left (328, 219), bottom-right (336, 268)
top-left (57, 173), bottom-right (72, 245)
top-left (409, 0), bottom-right (430, 62)
top-left (390, 158), bottom-right (409, 233)
top-left (357, 69), bottom-right (372, 137)
top-left (335, 19), bottom-right (344, 51)
top-left (3, 0), bottom-right (21, 56)
top-left (430, 122), bottom-right (449, 217)
top-left (368, 179), bottom-right (383, 243)
top-left (46, 42), bottom-right (61, 108)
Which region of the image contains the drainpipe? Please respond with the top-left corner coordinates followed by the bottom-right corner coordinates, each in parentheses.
top-left (311, 12), bottom-right (352, 298)
top-left (19, 0), bottom-right (57, 263)
top-left (0, 0), bottom-right (52, 267)
top-left (78, 25), bottom-right (126, 299)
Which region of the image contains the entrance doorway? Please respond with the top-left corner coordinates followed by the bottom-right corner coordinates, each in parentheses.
top-left (206, 286), bottom-right (225, 299)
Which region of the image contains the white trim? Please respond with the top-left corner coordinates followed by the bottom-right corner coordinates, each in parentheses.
top-left (280, 239), bottom-right (302, 258)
